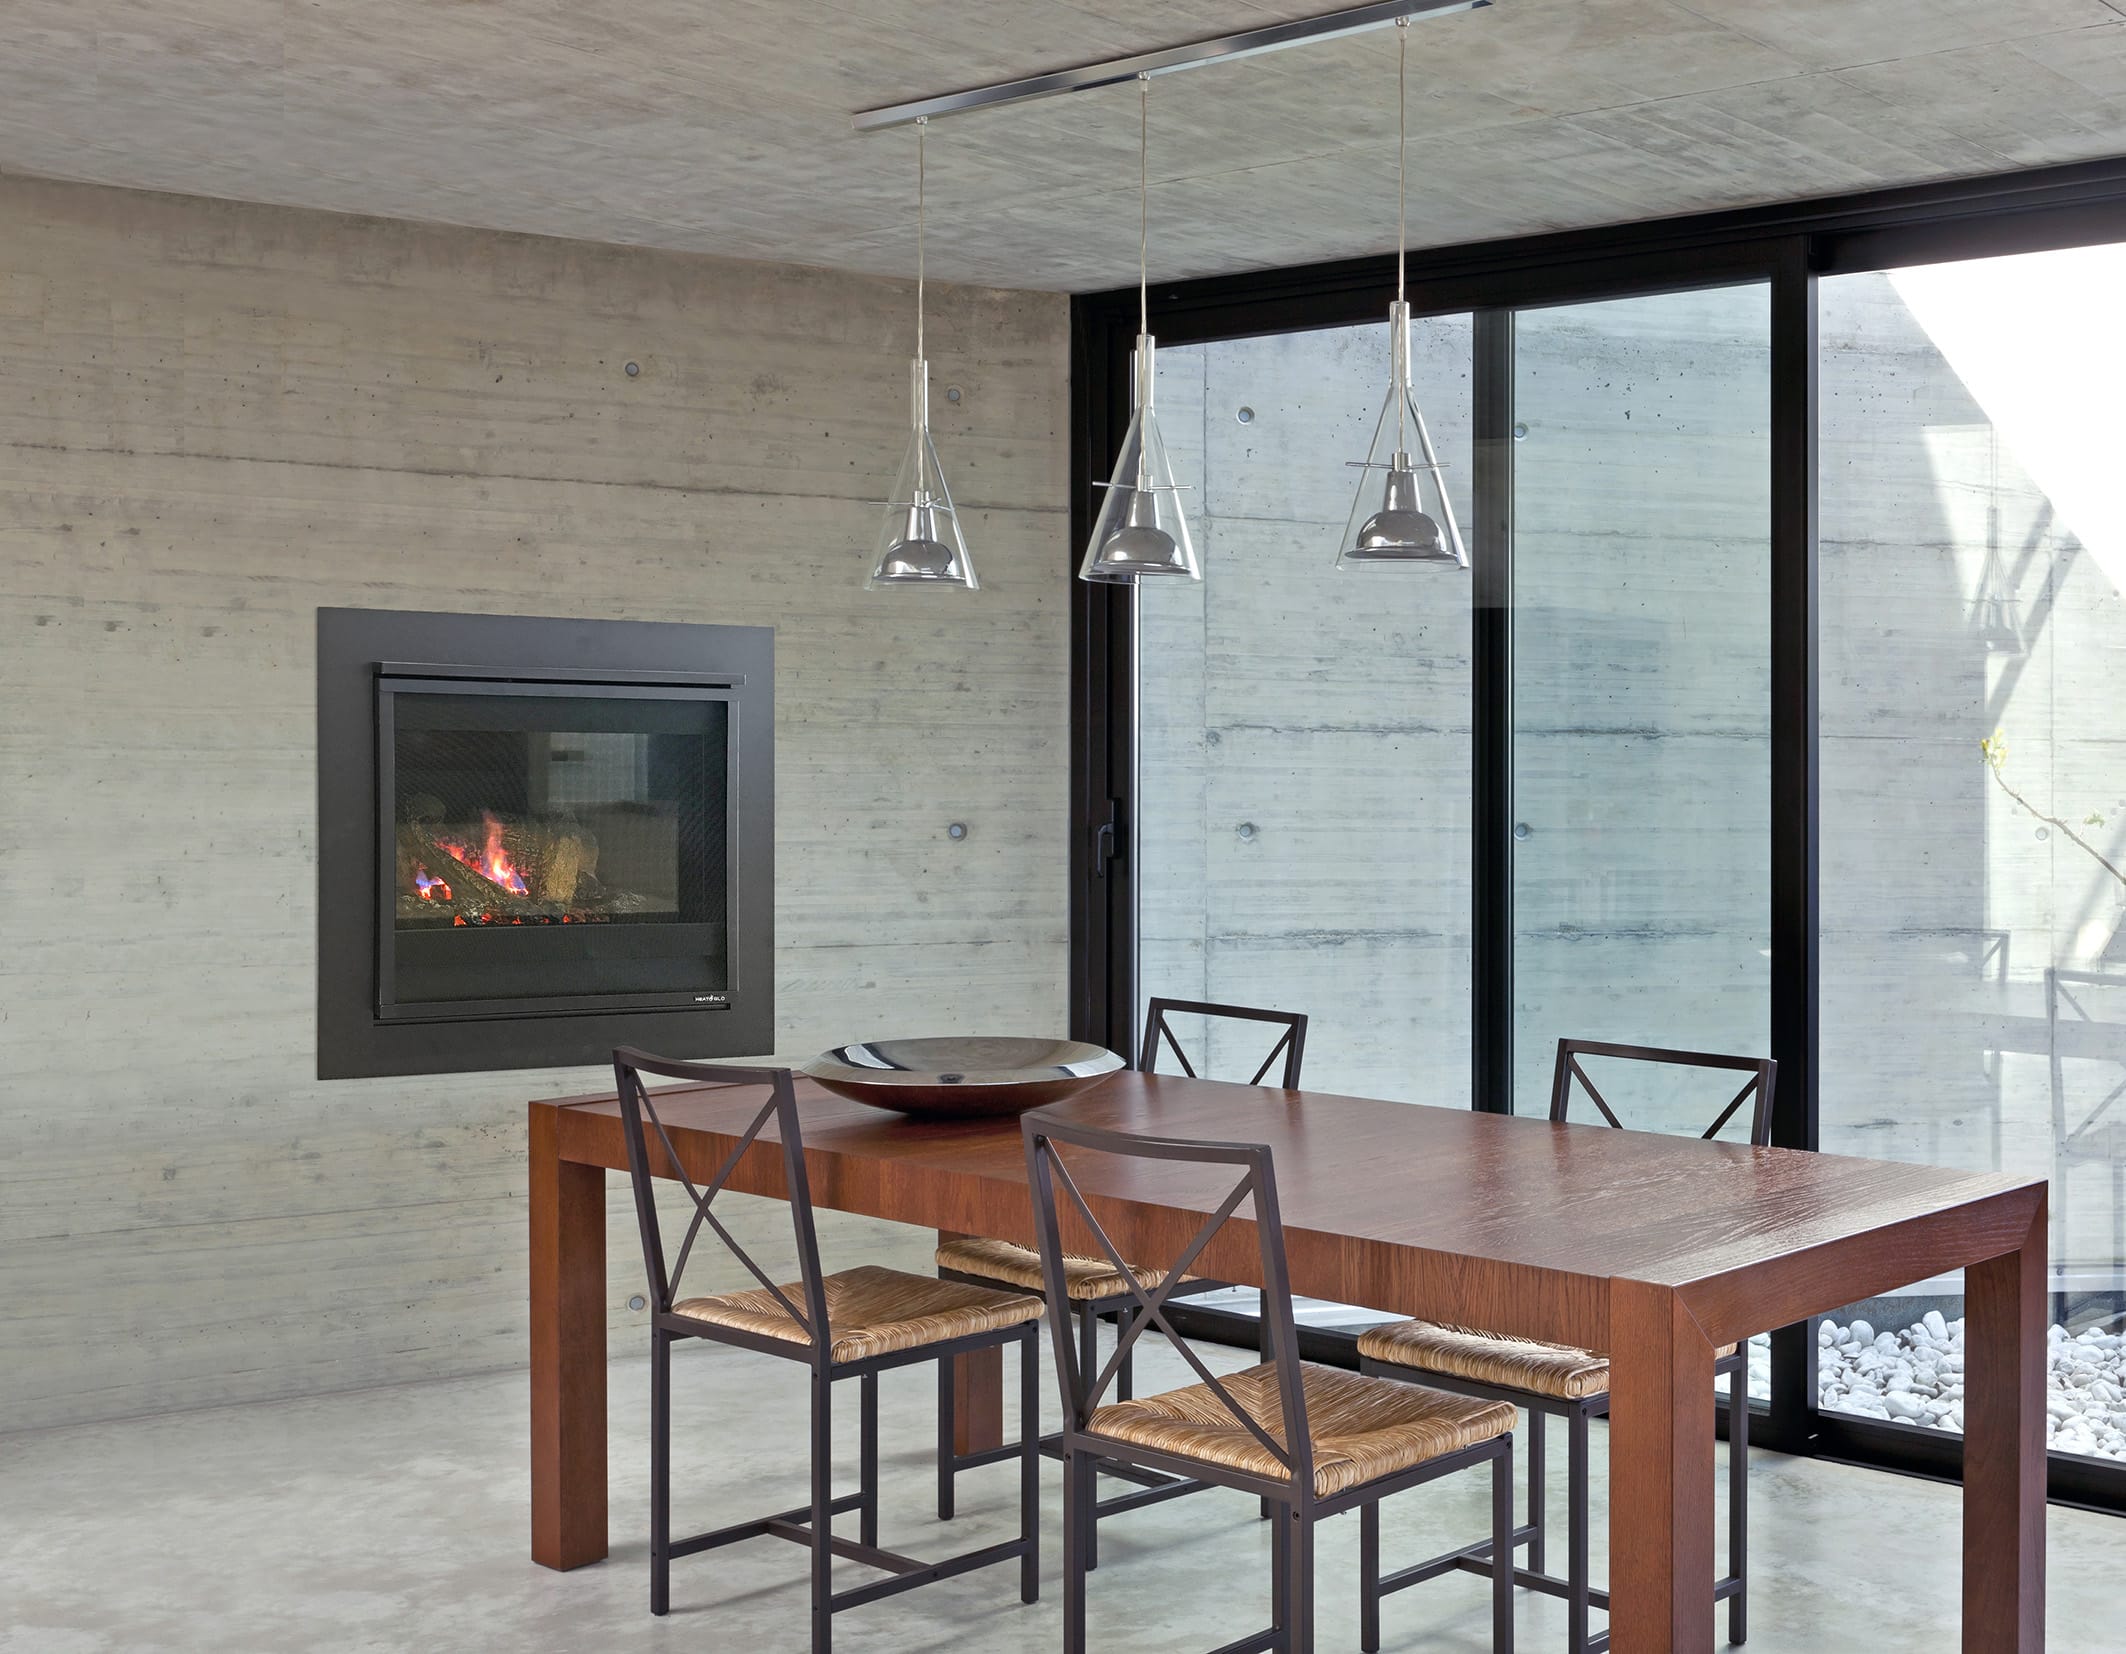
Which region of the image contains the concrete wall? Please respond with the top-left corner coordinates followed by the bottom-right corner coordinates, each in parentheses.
top-left (0, 175), bottom-right (1071, 1431)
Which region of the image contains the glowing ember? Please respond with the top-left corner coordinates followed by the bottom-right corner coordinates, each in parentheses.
top-left (435, 813), bottom-right (529, 895)
top-left (413, 867), bottom-right (453, 902)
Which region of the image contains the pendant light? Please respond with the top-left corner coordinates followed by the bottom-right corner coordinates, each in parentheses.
top-left (1338, 19), bottom-right (1467, 571)
top-left (868, 117), bottom-right (976, 590)
top-left (1079, 73), bottom-right (1198, 585)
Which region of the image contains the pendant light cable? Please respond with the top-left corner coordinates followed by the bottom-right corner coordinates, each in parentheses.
top-left (915, 117), bottom-right (927, 366)
top-left (1396, 20), bottom-right (1408, 309)
top-left (1138, 72), bottom-right (1150, 344)
top-left (1395, 19), bottom-right (1408, 455)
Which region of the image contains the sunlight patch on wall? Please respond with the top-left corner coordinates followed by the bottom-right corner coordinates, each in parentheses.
top-left (1891, 242), bottom-right (2126, 594)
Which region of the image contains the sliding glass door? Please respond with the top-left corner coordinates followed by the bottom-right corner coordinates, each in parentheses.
top-left (1509, 285), bottom-right (1774, 1142)
top-left (1816, 239), bottom-right (2126, 1463)
top-left (1088, 164), bottom-right (2126, 1507)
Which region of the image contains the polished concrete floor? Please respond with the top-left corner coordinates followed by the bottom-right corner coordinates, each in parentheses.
top-left (3, 1333), bottom-right (2120, 1652)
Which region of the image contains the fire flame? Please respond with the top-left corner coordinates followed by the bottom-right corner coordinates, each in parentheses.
top-left (435, 813), bottom-right (529, 895)
top-left (413, 867), bottom-right (452, 902)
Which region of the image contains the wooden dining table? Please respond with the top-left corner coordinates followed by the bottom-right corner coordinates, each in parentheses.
top-left (529, 1070), bottom-right (2047, 1652)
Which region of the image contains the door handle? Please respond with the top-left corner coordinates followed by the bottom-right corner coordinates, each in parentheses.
top-left (1093, 799), bottom-right (1121, 878)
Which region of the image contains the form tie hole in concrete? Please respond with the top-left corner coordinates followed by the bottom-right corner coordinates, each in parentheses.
top-left (1236, 406), bottom-right (1254, 423)
top-left (625, 361), bottom-right (640, 377)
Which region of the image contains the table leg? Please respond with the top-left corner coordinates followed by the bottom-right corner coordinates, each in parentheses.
top-left (531, 1106), bottom-right (609, 1570)
top-left (939, 1230), bottom-right (1007, 1457)
top-left (1608, 1279), bottom-right (1716, 1653)
top-left (1964, 1196), bottom-right (2047, 1652)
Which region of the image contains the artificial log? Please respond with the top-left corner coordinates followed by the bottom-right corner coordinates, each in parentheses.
top-left (394, 817), bottom-right (599, 920)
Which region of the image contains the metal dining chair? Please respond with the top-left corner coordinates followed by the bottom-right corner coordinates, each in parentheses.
top-left (934, 999), bottom-right (1308, 1527)
top-left (1024, 1104), bottom-right (1516, 1653)
top-left (1356, 1039), bottom-right (1776, 1653)
top-left (612, 1049), bottom-right (1043, 1646)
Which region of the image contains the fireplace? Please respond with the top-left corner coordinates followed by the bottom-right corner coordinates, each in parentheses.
top-left (318, 609), bottom-right (773, 1078)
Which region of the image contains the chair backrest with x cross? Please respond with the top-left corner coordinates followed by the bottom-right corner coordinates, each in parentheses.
top-left (1021, 1107), bottom-right (1314, 1496)
top-left (1548, 1037), bottom-right (1777, 1147)
top-left (612, 1048), bottom-right (832, 1366)
top-left (1140, 997), bottom-right (1308, 1090)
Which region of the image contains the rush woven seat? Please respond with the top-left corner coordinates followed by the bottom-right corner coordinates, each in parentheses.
top-left (1088, 1360), bottom-right (1516, 1500)
top-left (936, 1235), bottom-right (1191, 1301)
top-left (1358, 1322), bottom-right (1611, 1401)
top-left (674, 1263), bottom-right (1042, 1364)
top-left (1357, 1321), bottom-right (1740, 1400)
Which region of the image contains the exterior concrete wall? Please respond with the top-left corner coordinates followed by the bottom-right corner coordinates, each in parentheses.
top-left (0, 176), bottom-right (1070, 1431)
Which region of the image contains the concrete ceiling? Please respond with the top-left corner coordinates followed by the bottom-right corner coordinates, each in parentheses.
top-left (4, 0), bottom-right (2125, 293)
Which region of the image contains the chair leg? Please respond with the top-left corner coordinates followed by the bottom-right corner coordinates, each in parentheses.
top-left (1359, 1498), bottom-right (1380, 1653)
top-left (1271, 1500), bottom-right (1290, 1640)
top-left (1283, 1507), bottom-right (1314, 1653)
top-left (1020, 1328), bottom-right (1041, 1605)
top-left (811, 1367), bottom-right (833, 1654)
top-left (1115, 1304), bottom-right (1134, 1402)
top-left (1568, 1407), bottom-right (1591, 1654)
top-left (1527, 1406), bottom-right (1547, 1575)
top-left (1259, 1306), bottom-right (1275, 1523)
top-left (860, 1370), bottom-right (879, 1550)
top-left (1063, 1450), bottom-right (1091, 1654)
top-left (1081, 1303), bottom-right (1100, 1572)
top-left (650, 1329), bottom-right (671, 1617)
top-left (1729, 1381), bottom-right (1749, 1645)
top-left (936, 1352), bottom-right (955, 1521)
top-left (1493, 1440), bottom-right (1516, 1654)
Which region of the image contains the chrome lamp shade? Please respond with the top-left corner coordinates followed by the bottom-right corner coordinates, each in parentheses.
top-left (1338, 302), bottom-right (1467, 571)
top-left (868, 358), bottom-right (975, 589)
top-left (1079, 335), bottom-right (1199, 584)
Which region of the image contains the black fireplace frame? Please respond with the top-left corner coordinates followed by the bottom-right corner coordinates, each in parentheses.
top-left (318, 607), bottom-right (774, 1079)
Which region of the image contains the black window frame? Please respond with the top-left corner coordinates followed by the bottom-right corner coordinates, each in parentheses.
top-left (1068, 153), bottom-right (2126, 1514)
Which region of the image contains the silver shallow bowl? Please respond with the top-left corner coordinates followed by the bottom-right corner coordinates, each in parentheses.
top-left (802, 1037), bottom-right (1124, 1120)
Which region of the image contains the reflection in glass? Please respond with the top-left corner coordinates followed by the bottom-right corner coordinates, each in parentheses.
top-left (1138, 316), bottom-right (1473, 1098)
top-left (1819, 242), bottom-right (2126, 1459)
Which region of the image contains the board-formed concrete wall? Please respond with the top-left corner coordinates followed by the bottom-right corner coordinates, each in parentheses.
top-left (0, 175), bottom-right (1070, 1430)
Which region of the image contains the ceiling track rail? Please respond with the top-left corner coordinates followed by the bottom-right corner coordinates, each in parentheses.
top-left (851, 0), bottom-right (1490, 132)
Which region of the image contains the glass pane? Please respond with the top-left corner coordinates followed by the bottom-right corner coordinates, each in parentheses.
top-left (386, 686), bottom-right (730, 1007)
top-left (1510, 283), bottom-right (1774, 1399)
top-left (1819, 242), bottom-right (2126, 1460)
top-left (1139, 314), bottom-right (1473, 1102)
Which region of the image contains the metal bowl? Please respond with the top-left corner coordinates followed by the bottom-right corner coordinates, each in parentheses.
top-left (802, 1036), bottom-right (1124, 1120)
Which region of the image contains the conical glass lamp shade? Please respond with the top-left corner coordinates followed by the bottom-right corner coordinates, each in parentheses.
top-left (1080, 336), bottom-right (1199, 584)
top-left (868, 359), bottom-right (975, 590)
top-left (1338, 310), bottom-right (1467, 572)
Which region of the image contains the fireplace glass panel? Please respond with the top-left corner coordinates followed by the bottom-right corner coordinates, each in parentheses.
top-left (382, 682), bottom-right (731, 1012)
